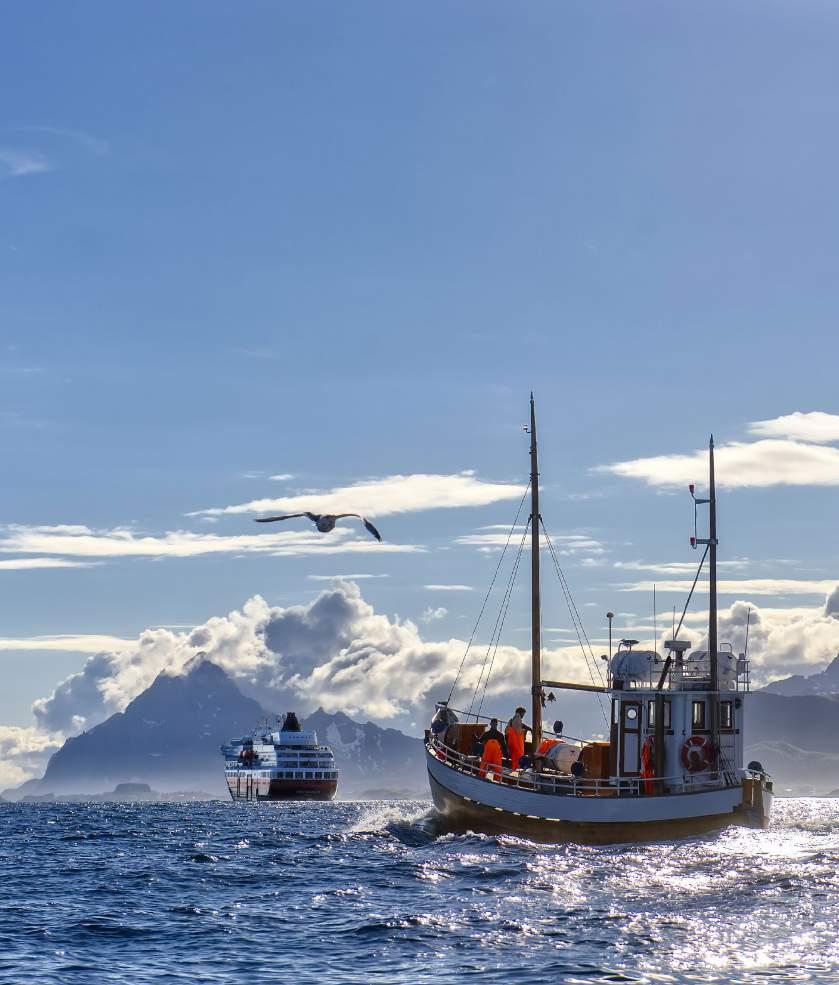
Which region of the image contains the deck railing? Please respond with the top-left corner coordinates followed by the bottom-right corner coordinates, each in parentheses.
top-left (428, 733), bottom-right (739, 798)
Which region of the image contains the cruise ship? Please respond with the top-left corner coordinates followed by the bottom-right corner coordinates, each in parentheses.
top-left (222, 712), bottom-right (339, 801)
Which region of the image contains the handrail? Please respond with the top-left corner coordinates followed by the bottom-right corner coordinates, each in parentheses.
top-left (427, 733), bottom-right (739, 798)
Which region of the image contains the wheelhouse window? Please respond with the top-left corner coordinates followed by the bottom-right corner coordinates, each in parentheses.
top-left (721, 701), bottom-right (734, 730)
top-left (692, 700), bottom-right (707, 730)
top-left (647, 699), bottom-right (672, 729)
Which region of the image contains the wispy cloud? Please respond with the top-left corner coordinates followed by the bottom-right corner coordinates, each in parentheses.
top-left (270, 473), bottom-right (295, 482)
top-left (188, 472), bottom-right (526, 519)
top-left (424, 584), bottom-right (473, 592)
top-left (456, 530), bottom-right (604, 554)
top-left (596, 412), bottom-right (839, 489)
top-left (0, 558), bottom-right (100, 571)
top-left (617, 578), bottom-right (838, 596)
top-left (17, 126), bottom-right (109, 156)
top-left (307, 573), bottom-right (390, 581)
top-left (0, 148), bottom-right (50, 178)
top-left (0, 524), bottom-right (422, 560)
top-left (613, 559), bottom-right (750, 575)
top-left (0, 634), bottom-right (134, 653)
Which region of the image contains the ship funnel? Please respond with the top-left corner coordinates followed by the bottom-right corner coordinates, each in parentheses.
top-left (282, 712), bottom-right (302, 732)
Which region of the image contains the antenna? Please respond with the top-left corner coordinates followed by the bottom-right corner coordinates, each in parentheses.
top-left (653, 584), bottom-right (657, 654)
top-left (744, 606), bottom-right (752, 660)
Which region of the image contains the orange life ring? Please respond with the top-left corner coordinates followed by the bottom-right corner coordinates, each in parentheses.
top-left (681, 735), bottom-right (715, 773)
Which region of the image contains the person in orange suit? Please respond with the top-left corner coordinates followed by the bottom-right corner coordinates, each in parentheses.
top-left (505, 706), bottom-right (531, 771)
top-left (478, 718), bottom-right (508, 779)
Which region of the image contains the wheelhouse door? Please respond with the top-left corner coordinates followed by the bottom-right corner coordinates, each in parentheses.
top-left (620, 701), bottom-right (641, 776)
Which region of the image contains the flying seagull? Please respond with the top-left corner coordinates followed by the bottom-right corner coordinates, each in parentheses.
top-left (254, 511), bottom-right (382, 542)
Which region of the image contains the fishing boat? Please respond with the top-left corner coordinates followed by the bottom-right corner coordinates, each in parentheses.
top-left (425, 396), bottom-right (772, 843)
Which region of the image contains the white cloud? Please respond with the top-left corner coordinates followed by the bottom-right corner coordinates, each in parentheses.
top-left (15, 582), bottom-right (839, 787)
top-left (307, 573), bottom-right (390, 581)
top-left (672, 595), bottom-right (839, 684)
top-left (421, 607), bottom-right (448, 622)
top-left (599, 439), bottom-right (839, 489)
top-left (619, 578), bottom-right (837, 596)
top-left (748, 412), bottom-right (839, 444)
top-left (0, 148), bottom-right (50, 178)
top-left (0, 726), bottom-right (63, 790)
top-left (597, 412), bottom-right (839, 489)
top-left (0, 634), bottom-right (134, 653)
top-left (188, 472), bottom-right (526, 518)
top-left (0, 558), bottom-right (100, 571)
top-left (270, 473), bottom-right (296, 481)
top-left (424, 584), bottom-right (473, 592)
top-left (614, 559), bottom-right (750, 575)
top-left (0, 524), bottom-right (422, 560)
top-left (456, 531), bottom-right (604, 554)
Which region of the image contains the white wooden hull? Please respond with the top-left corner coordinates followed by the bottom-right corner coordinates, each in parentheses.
top-left (426, 744), bottom-right (772, 844)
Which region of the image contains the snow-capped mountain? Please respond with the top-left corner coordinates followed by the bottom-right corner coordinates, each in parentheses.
top-left (7, 657), bottom-right (426, 800)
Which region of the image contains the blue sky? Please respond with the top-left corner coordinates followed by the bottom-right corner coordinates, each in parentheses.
top-left (2, 3), bottom-right (839, 779)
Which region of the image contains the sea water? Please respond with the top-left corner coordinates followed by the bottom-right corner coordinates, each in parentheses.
top-left (1, 798), bottom-right (838, 984)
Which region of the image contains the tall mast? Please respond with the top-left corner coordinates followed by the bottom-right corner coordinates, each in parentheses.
top-left (529, 394), bottom-right (542, 750)
top-left (708, 436), bottom-right (720, 768)
top-left (708, 436), bottom-right (718, 692)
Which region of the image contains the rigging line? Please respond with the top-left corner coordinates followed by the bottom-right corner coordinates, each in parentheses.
top-left (468, 520), bottom-right (530, 718)
top-left (447, 480), bottom-right (531, 703)
top-left (541, 524), bottom-right (603, 684)
top-left (541, 523), bottom-right (609, 727)
top-left (673, 544), bottom-right (710, 642)
top-left (477, 526), bottom-right (528, 719)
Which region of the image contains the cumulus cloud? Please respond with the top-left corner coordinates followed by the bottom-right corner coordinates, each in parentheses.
top-left (0, 726), bottom-right (62, 790)
top-left (14, 581), bottom-right (839, 786)
top-left (188, 472), bottom-right (526, 518)
top-left (28, 584), bottom-right (599, 739)
top-left (672, 591), bottom-right (839, 684)
top-left (0, 524), bottom-right (421, 560)
top-left (421, 607), bottom-right (448, 622)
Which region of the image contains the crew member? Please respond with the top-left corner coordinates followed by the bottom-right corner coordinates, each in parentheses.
top-left (477, 718), bottom-right (508, 780)
top-left (431, 701), bottom-right (459, 756)
top-left (505, 706), bottom-right (531, 771)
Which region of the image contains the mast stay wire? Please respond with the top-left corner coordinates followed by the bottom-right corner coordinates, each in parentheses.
top-left (541, 522), bottom-right (610, 729)
top-left (447, 481), bottom-right (531, 704)
top-left (468, 520), bottom-right (529, 717)
top-left (475, 522), bottom-right (530, 719)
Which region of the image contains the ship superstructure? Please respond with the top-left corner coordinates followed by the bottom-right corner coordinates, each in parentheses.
top-left (426, 396), bottom-right (772, 843)
top-left (222, 712), bottom-right (338, 801)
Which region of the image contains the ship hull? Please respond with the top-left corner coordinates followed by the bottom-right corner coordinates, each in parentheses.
top-left (226, 773), bottom-right (338, 802)
top-left (427, 745), bottom-right (771, 844)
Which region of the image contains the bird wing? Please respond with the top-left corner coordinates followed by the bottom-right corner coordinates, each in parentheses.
top-left (254, 513), bottom-right (309, 524)
top-left (330, 514), bottom-right (382, 541)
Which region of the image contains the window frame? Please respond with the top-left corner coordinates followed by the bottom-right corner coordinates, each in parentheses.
top-left (691, 700), bottom-right (707, 731)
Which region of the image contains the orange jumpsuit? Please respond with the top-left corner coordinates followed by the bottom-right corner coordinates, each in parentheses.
top-left (505, 727), bottom-right (525, 771)
top-left (479, 738), bottom-right (504, 779)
